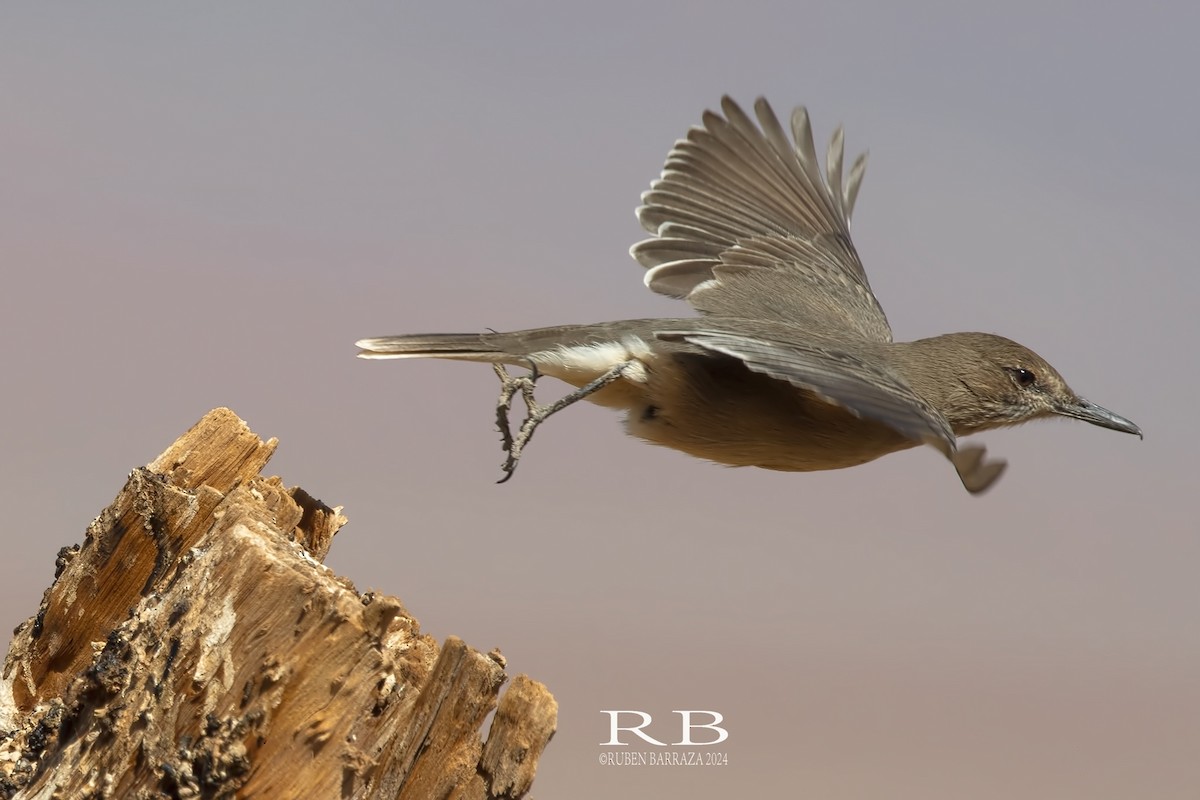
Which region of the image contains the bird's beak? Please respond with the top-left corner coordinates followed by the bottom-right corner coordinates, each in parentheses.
top-left (1055, 398), bottom-right (1142, 439)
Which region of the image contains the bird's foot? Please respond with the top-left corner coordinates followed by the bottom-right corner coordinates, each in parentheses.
top-left (493, 361), bottom-right (541, 482)
top-left (492, 361), bottom-right (631, 483)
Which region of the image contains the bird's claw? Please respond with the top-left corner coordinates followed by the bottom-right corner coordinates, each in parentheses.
top-left (493, 362), bottom-right (541, 483)
top-left (492, 360), bottom-right (632, 483)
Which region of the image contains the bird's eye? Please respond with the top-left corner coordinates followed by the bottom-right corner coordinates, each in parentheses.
top-left (1008, 367), bottom-right (1037, 387)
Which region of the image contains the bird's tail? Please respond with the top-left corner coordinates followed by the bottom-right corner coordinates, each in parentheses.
top-left (355, 333), bottom-right (509, 362)
top-left (357, 321), bottom-right (674, 363)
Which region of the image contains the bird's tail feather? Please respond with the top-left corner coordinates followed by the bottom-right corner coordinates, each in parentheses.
top-left (355, 333), bottom-right (508, 362)
top-left (357, 321), bottom-right (677, 363)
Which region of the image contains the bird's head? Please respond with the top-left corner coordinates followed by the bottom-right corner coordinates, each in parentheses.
top-left (910, 332), bottom-right (1142, 439)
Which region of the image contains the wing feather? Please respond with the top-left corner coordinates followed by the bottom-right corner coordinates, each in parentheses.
top-left (632, 97), bottom-right (891, 342)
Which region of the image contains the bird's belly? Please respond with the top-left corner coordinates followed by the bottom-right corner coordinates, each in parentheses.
top-left (626, 400), bottom-right (914, 471)
top-left (622, 353), bottom-right (916, 472)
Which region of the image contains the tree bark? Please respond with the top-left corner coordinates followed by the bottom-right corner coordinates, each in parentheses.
top-left (0, 408), bottom-right (556, 799)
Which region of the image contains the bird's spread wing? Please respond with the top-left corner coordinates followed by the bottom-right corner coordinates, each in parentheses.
top-left (632, 97), bottom-right (892, 343)
top-left (658, 330), bottom-right (954, 450)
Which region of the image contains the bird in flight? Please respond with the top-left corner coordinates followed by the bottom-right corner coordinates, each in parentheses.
top-left (358, 97), bottom-right (1141, 493)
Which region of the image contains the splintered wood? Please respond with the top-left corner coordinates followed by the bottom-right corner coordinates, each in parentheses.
top-left (0, 408), bottom-right (556, 799)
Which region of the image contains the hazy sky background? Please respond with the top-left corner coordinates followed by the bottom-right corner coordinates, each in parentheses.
top-left (2, 3), bottom-right (1197, 797)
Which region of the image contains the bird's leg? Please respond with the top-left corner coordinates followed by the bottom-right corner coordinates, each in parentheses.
top-left (492, 360), bottom-right (632, 483)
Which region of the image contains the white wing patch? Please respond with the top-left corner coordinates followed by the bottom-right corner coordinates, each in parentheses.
top-left (534, 337), bottom-right (653, 384)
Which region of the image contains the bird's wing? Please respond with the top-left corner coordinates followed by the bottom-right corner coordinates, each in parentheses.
top-left (658, 330), bottom-right (953, 449)
top-left (632, 97), bottom-right (892, 343)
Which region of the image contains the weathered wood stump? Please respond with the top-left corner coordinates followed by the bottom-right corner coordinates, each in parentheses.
top-left (0, 408), bottom-right (556, 799)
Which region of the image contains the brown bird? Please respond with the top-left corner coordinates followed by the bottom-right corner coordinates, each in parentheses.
top-left (357, 96), bottom-right (1141, 493)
